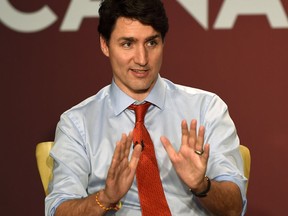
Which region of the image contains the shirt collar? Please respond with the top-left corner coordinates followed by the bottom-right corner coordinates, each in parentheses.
top-left (145, 75), bottom-right (165, 109)
top-left (110, 75), bottom-right (166, 116)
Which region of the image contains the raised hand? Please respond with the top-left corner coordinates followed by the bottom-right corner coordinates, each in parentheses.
top-left (160, 119), bottom-right (210, 191)
top-left (103, 132), bottom-right (142, 203)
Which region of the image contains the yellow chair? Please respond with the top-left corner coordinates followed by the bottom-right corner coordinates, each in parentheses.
top-left (239, 145), bottom-right (251, 191)
top-left (35, 142), bottom-right (251, 195)
top-left (36, 141), bottom-right (54, 195)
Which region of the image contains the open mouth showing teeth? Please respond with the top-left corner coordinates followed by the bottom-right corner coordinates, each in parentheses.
top-left (131, 69), bottom-right (148, 73)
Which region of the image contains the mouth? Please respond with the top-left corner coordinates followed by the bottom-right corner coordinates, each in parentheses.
top-left (130, 68), bottom-right (150, 78)
top-left (130, 68), bottom-right (149, 73)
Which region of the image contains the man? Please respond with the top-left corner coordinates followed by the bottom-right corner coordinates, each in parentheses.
top-left (45, 0), bottom-right (247, 215)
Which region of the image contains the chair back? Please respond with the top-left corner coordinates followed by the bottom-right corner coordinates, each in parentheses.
top-left (239, 144), bottom-right (251, 191)
top-left (36, 141), bottom-right (54, 195)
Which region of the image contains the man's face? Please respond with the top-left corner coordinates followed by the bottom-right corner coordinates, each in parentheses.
top-left (100, 17), bottom-right (164, 101)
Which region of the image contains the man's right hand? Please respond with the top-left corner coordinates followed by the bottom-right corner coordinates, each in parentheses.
top-left (102, 131), bottom-right (142, 205)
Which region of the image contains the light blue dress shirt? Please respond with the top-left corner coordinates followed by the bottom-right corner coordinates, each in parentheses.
top-left (45, 76), bottom-right (247, 216)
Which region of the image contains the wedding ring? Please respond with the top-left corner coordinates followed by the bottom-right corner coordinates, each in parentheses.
top-left (194, 150), bottom-right (204, 155)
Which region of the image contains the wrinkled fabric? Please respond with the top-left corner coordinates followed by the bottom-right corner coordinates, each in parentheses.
top-left (45, 75), bottom-right (247, 216)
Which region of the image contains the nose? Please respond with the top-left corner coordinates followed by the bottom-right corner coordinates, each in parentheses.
top-left (134, 45), bottom-right (148, 67)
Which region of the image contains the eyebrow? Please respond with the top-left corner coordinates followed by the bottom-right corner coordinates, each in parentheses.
top-left (145, 34), bottom-right (161, 42)
top-left (118, 34), bottom-right (161, 43)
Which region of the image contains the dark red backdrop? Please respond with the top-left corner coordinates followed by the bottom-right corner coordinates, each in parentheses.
top-left (1, 1), bottom-right (288, 215)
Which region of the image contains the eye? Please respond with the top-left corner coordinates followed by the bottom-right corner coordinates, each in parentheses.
top-left (147, 40), bottom-right (158, 47)
top-left (121, 41), bottom-right (132, 48)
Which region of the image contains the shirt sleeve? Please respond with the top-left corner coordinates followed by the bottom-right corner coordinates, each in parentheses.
top-left (203, 94), bottom-right (247, 215)
top-left (45, 112), bottom-right (90, 216)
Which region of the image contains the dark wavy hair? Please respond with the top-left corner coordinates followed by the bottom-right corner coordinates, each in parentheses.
top-left (98, 0), bottom-right (169, 42)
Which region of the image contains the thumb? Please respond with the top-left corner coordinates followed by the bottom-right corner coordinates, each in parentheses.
top-left (160, 136), bottom-right (176, 159)
top-left (129, 144), bottom-right (142, 171)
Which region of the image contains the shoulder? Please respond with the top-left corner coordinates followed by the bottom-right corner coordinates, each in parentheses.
top-left (161, 77), bottom-right (227, 111)
top-left (62, 84), bottom-right (111, 117)
top-left (162, 78), bottom-right (216, 99)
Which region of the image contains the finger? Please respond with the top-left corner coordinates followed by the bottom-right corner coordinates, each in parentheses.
top-left (113, 140), bottom-right (122, 165)
top-left (119, 133), bottom-right (127, 160)
top-left (181, 120), bottom-right (189, 146)
top-left (202, 143), bottom-right (210, 161)
top-left (160, 136), bottom-right (177, 162)
top-left (124, 131), bottom-right (133, 158)
top-left (107, 140), bottom-right (122, 178)
top-left (195, 125), bottom-right (205, 151)
top-left (188, 119), bottom-right (197, 148)
top-left (110, 133), bottom-right (127, 170)
top-left (129, 144), bottom-right (142, 172)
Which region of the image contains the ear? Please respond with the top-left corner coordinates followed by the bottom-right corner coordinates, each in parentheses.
top-left (100, 35), bottom-right (110, 57)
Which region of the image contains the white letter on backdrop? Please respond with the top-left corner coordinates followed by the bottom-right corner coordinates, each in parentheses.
top-left (214, 0), bottom-right (288, 29)
top-left (177, 0), bottom-right (208, 29)
top-left (0, 0), bottom-right (57, 33)
top-left (60, 0), bottom-right (101, 31)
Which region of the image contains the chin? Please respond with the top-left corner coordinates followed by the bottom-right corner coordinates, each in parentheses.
top-left (131, 84), bottom-right (151, 94)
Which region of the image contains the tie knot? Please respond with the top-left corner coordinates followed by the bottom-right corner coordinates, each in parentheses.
top-left (129, 102), bottom-right (151, 123)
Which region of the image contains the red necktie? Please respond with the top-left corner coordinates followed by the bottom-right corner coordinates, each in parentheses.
top-left (129, 102), bottom-right (171, 216)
